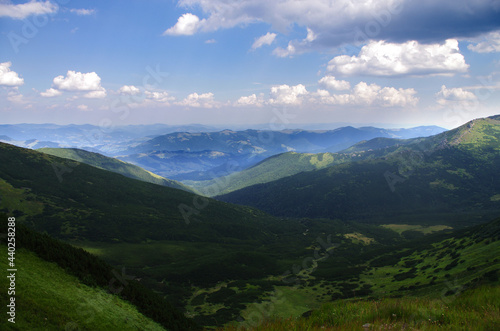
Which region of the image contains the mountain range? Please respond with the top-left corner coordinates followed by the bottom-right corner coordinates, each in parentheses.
top-left (0, 123), bottom-right (445, 180)
top-left (0, 116), bottom-right (498, 329)
top-left (217, 115), bottom-right (500, 227)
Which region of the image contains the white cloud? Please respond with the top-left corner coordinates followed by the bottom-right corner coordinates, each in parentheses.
top-left (376, 86), bottom-right (418, 107)
top-left (77, 104), bottom-right (89, 111)
top-left (0, 0), bottom-right (58, 19)
top-left (436, 85), bottom-right (478, 106)
top-left (272, 28), bottom-right (317, 57)
top-left (0, 62), bottom-right (24, 86)
top-left (84, 90), bottom-right (106, 99)
top-left (118, 85), bottom-right (140, 95)
top-left (269, 84), bottom-right (308, 105)
top-left (205, 39), bottom-right (217, 44)
top-left (235, 93), bottom-right (264, 107)
top-left (52, 70), bottom-right (106, 99)
top-left (318, 75), bottom-right (350, 91)
top-left (176, 92), bottom-right (218, 108)
top-left (69, 8), bottom-right (96, 16)
top-left (163, 13), bottom-right (203, 36)
top-left (251, 32), bottom-right (277, 50)
top-left (310, 82), bottom-right (418, 107)
top-left (40, 88), bottom-right (62, 97)
top-left (327, 39), bottom-right (469, 76)
top-left (145, 90), bottom-right (175, 104)
top-left (6, 88), bottom-right (25, 104)
top-left (53, 71), bottom-right (104, 91)
top-left (467, 30), bottom-right (500, 53)
top-left (272, 42), bottom-right (296, 58)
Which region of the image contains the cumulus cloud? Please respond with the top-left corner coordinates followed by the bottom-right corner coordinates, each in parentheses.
top-left (53, 71), bottom-right (103, 91)
top-left (163, 13), bottom-right (203, 36)
top-left (52, 70), bottom-right (106, 98)
top-left (467, 30), bottom-right (500, 53)
top-left (0, 0), bottom-right (58, 19)
top-left (269, 84), bottom-right (308, 105)
top-left (176, 92), bottom-right (218, 108)
top-left (118, 85), bottom-right (140, 95)
top-left (145, 90), bottom-right (175, 104)
top-left (327, 39), bottom-right (469, 76)
top-left (40, 88), bottom-right (62, 97)
top-left (84, 90), bottom-right (106, 99)
top-left (435, 85), bottom-right (477, 106)
top-left (69, 8), bottom-right (96, 16)
top-left (0, 62), bottom-right (24, 86)
top-left (235, 93), bottom-right (265, 107)
top-left (251, 32), bottom-right (277, 50)
top-left (77, 104), bottom-right (89, 111)
top-left (310, 82), bottom-right (418, 107)
top-left (168, 0), bottom-right (500, 51)
top-left (318, 75), bottom-right (350, 91)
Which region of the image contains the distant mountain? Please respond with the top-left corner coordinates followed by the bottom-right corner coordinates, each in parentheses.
top-left (0, 123), bottom-right (219, 155)
top-left (218, 116), bottom-right (500, 226)
top-left (37, 147), bottom-right (194, 193)
top-left (121, 126), bottom-right (445, 179)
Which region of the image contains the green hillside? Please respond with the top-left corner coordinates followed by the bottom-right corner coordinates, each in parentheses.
top-left (186, 148), bottom-right (393, 196)
top-left (0, 249), bottom-right (166, 331)
top-left (0, 141), bottom-right (401, 326)
top-left (38, 147), bottom-right (194, 193)
top-left (218, 116), bottom-right (500, 225)
top-left (220, 217), bottom-right (500, 330)
top-left (0, 215), bottom-right (198, 330)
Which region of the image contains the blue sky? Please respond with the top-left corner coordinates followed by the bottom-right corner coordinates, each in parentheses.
top-left (1, 0), bottom-right (500, 129)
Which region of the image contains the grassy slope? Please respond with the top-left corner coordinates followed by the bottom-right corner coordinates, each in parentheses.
top-left (221, 285), bottom-right (500, 330)
top-left (221, 217), bottom-right (500, 330)
top-left (37, 147), bottom-right (194, 193)
top-left (217, 117), bottom-right (500, 224)
top-left (186, 149), bottom-right (393, 196)
top-left (0, 142), bottom-right (277, 244)
top-left (1, 142), bottom-right (400, 326)
top-left (0, 249), bottom-right (165, 331)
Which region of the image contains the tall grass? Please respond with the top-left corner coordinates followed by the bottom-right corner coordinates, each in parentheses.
top-left (221, 285), bottom-right (500, 331)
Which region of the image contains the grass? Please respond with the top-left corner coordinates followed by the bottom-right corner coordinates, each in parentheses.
top-left (220, 284), bottom-right (500, 330)
top-left (0, 249), bottom-right (165, 331)
top-left (381, 224), bottom-right (453, 235)
top-left (0, 178), bottom-right (44, 218)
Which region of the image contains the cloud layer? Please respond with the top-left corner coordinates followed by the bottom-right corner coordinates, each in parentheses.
top-left (166, 0), bottom-right (500, 50)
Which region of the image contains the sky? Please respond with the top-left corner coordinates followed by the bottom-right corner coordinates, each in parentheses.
top-left (1, 0), bottom-right (500, 129)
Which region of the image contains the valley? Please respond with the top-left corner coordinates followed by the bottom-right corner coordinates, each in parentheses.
top-left (0, 116), bottom-right (498, 330)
